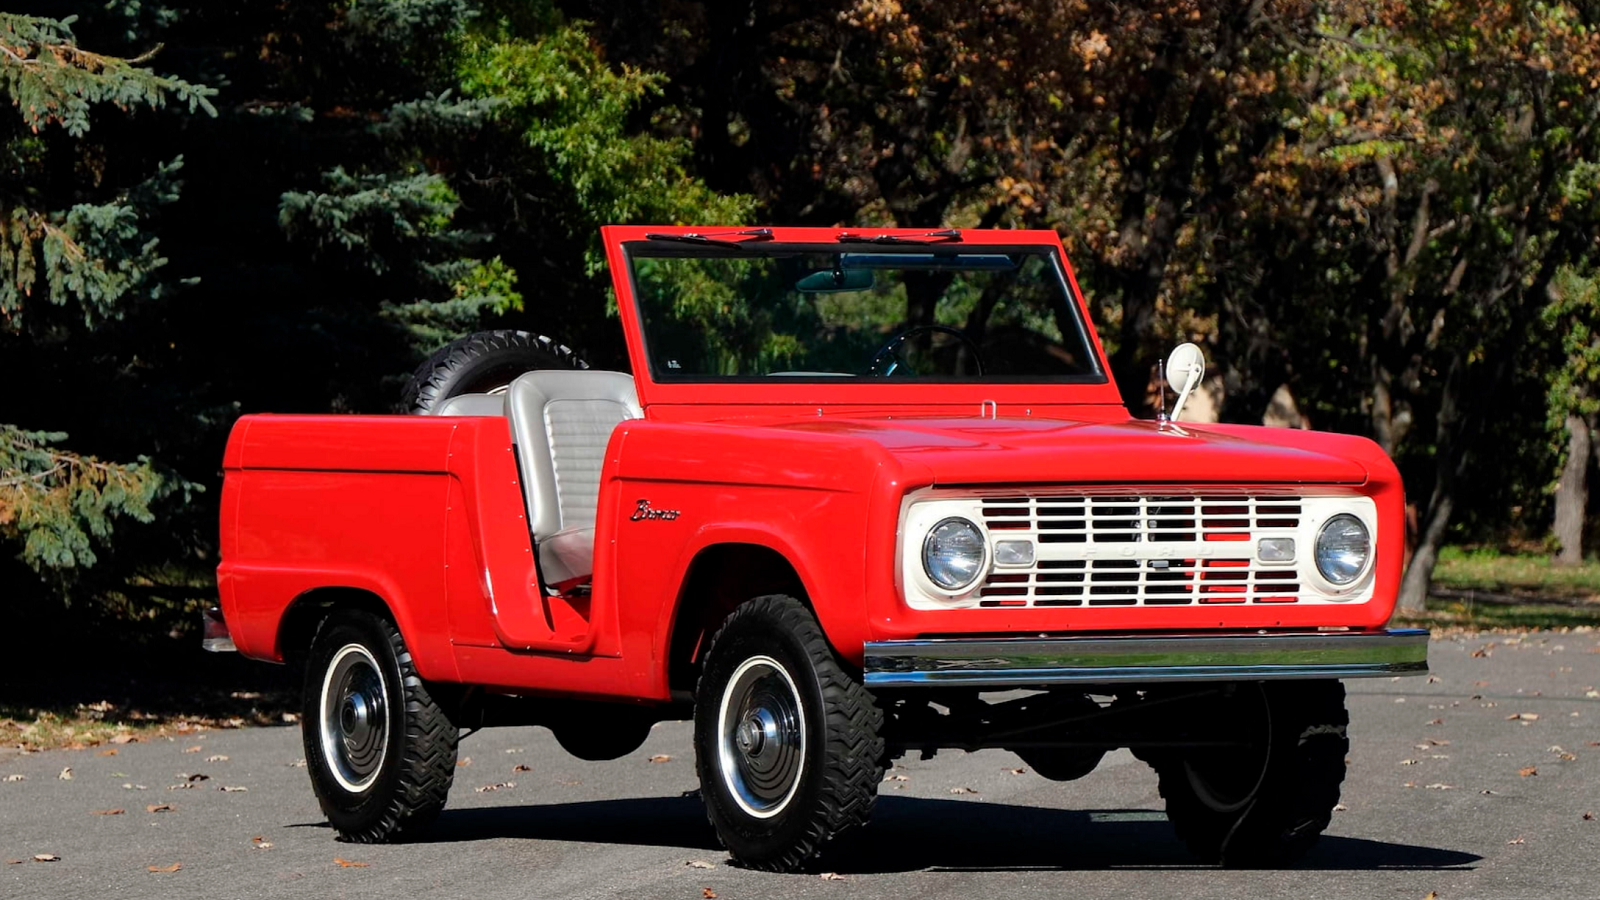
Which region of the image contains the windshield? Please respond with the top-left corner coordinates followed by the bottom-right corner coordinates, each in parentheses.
top-left (625, 243), bottom-right (1104, 383)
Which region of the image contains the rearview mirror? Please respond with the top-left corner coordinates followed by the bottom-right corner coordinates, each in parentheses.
top-left (796, 267), bottom-right (874, 293)
top-left (1164, 342), bottom-right (1206, 422)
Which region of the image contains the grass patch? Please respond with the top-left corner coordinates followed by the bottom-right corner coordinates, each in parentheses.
top-left (1396, 598), bottom-right (1600, 632)
top-left (1392, 546), bottom-right (1600, 632)
top-left (1432, 545), bottom-right (1600, 602)
top-left (0, 698), bottom-right (295, 753)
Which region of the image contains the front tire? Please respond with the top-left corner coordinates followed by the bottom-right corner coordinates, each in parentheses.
top-left (302, 610), bottom-right (459, 842)
top-left (693, 595), bottom-right (884, 872)
top-left (1151, 680), bottom-right (1348, 867)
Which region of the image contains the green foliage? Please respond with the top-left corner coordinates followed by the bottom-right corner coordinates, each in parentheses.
top-left (456, 12), bottom-right (753, 273)
top-left (1543, 267), bottom-right (1600, 428)
top-left (2, 157), bottom-right (183, 325)
top-left (0, 9), bottom-right (210, 589)
top-left (0, 13), bottom-right (214, 138)
top-left (0, 425), bottom-right (170, 572)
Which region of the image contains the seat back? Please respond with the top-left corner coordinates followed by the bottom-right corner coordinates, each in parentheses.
top-left (433, 393), bottom-right (506, 417)
top-left (504, 370), bottom-right (641, 541)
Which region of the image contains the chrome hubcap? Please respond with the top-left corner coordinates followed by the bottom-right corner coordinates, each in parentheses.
top-left (717, 656), bottom-right (806, 818)
top-left (320, 644), bottom-right (388, 792)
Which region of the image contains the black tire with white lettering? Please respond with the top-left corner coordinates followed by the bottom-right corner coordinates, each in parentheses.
top-left (1151, 680), bottom-right (1348, 866)
top-left (302, 609), bottom-right (458, 842)
top-left (693, 595), bottom-right (884, 872)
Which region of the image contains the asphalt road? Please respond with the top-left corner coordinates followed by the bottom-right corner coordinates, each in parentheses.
top-left (4, 631), bottom-right (1599, 900)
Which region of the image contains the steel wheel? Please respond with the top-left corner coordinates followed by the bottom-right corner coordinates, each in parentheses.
top-left (717, 655), bottom-right (807, 818)
top-left (301, 610), bottom-right (457, 842)
top-left (319, 643), bottom-right (390, 792)
top-left (693, 595), bottom-right (884, 871)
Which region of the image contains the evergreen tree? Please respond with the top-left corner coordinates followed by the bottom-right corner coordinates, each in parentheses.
top-left (0, 12), bottom-right (210, 575)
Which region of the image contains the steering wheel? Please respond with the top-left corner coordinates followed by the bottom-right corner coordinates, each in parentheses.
top-left (866, 325), bottom-right (986, 377)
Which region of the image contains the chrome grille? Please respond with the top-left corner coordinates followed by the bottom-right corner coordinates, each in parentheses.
top-left (975, 494), bottom-right (1305, 608)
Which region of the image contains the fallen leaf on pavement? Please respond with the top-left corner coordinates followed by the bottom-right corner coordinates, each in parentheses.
top-left (182, 746), bottom-right (202, 754)
top-left (648, 754), bottom-right (672, 763)
top-left (5, 859), bottom-right (20, 865)
top-left (33, 854), bottom-right (59, 862)
top-left (685, 860), bottom-right (715, 869)
top-left (123, 784), bottom-right (147, 790)
top-left (1399, 759), bottom-right (1420, 766)
top-left (455, 757), bottom-right (472, 768)
top-left (110, 734), bottom-right (137, 745)
top-left (252, 836), bottom-right (273, 850)
top-left (512, 764), bottom-right (532, 773)
top-left (58, 767), bottom-right (72, 781)
top-left (702, 889), bottom-right (717, 899)
top-left (949, 786), bottom-right (979, 794)
top-left (1424, 892), bottom-right (1438, 900)
top-left (1507, 713), bottom-right (1539, 721)
top-left (289, 759), bottom-right (306, 768)
top-left (219, 786), bottom-right (248, 793)
top-left (1424, 783), bottom-right (1455, 790)
top-left (91, 809), bottom-right (125, 816)
top-left (98, 749), bottom-right (118, 757)
top-left (1506, 837), bottom-right (1525, 845)
top-left (185, 773), bottom-right (210, 782)
top-left (504, 748), bottom-right (523, 754)
top-left (1585, 812), bottom-right (1595, 821)
top-left (474, 782), bottom-right (515, 792)
top-left (1519, 766), bottom-right (1538, 778)
top-left (1426, 718), bottom-right (1444, 726)
top-left (1333, 803), bottom-right (1349, 811)
top-left (3, 775), bottom-right (23, 782)
top-left (883, 774), bottom-right (908, 782)
top-left (146, 803), bottom-right (173, 813)
top-left (333, 858), bottom-right (369, 868)
top-left (820, 872), bottom-right (846, 881)
top-left (206, 755), bottom-right (229, 762)
top-left (147, 862), bottom-right (182, 873)
top-left (1005, 767), bottom-right (1027, 775)
top-left (168, 784), bottom-right (194, 791)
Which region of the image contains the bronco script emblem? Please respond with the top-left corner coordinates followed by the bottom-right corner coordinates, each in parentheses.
top-left (631, 499), bottom-right (681, 521)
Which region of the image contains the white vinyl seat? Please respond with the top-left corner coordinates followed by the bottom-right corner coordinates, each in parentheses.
top-left (503, 370), bottom-right (641, 584)
top-left (435, 393), bottom-right (507, 417)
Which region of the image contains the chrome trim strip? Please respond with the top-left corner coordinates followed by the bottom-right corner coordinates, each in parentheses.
top-left (863, 628), bottom-right (1429, 687)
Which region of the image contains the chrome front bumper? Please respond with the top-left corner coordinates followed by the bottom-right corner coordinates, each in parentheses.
top-left (863, 628), bottom-right (1429, 688)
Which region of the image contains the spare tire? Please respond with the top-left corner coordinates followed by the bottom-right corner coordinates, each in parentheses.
top-left (402, 330), bottom-right (587, 414)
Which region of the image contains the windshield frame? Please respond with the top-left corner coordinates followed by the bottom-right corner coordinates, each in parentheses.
top-left (602, 225), bottom-right (1125, 411)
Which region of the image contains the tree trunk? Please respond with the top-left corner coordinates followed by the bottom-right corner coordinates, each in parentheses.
top-left (1396, 353), bottom-right (1466, 614)
top-left (1553, 412), bottom-right (1592, 566)
top-left (1398, 490), bottom-right (1453, 615)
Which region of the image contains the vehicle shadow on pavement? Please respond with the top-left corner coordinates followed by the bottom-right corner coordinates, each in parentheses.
top-left (415, 795), bottom-right (1480, 873)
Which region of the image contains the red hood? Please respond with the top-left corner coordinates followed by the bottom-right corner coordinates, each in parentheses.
top-left (759, 416), bottom-right (1371, 486)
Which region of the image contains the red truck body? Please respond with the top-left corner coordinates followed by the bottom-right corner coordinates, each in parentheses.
top-left (215, 225), bottom-right (1424, 868)
top-left (218, 226), bottom-right (1404, 701)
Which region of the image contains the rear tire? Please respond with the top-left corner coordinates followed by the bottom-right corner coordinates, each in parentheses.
top-left (301, 610), bottom-right (458, 842)
top-left (693, 595), bottom-right (884, 872)
top-left (1151, 680), bottom-right (1348, 867)
top-left (403, 329), bottom-right (586, 414)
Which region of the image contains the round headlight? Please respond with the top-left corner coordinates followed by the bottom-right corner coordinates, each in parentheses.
top-left (1315, 514), bottom-right (1371, 586)
top-left (922, 517), bottom-right (986, 591)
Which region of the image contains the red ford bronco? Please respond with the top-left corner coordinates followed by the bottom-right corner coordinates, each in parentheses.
top-left (209, 225), bottom-right (1428, 870)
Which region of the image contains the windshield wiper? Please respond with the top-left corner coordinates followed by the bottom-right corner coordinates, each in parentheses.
top-left (643, 228), bottom-right (774, 249)
top-left (835, 229), bottom-right (963, 245)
